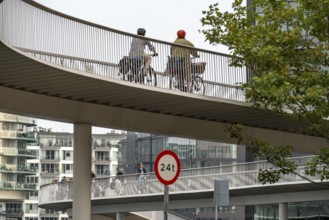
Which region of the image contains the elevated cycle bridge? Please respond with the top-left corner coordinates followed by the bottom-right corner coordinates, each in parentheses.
top-left (0, 0), bottom-right (327, 153)
top-left (39, 156), bottom-right (329, 214)
top-left (1, 1), bottom-right (329, 219)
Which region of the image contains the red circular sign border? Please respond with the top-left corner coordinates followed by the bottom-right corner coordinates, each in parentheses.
top-left (154, 150), bottom-right (180, 185)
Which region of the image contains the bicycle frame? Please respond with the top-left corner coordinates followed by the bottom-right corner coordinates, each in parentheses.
top-left (167, 57), bottom-right (206, 95)
top-left (118, 55), bottom-right (157, 86)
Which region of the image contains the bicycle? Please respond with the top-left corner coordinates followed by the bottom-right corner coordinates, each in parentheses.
top-left (118, 54), bottom-right (158, 87)
top-left (114, 178), bottom-right (125, 196)
top-left (167, 56), bottom-right (206, 95)
top-left (137, 174), bottom-right (149, 194)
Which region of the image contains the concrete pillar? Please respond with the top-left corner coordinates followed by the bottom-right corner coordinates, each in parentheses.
top-left (116, 212), bottom-right (124, 220)
top-left (279, 203), bottom-right (288, 220)
top-left (73, 123), bottom-right (92, 220)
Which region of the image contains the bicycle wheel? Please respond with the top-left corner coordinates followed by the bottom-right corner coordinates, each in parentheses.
top-left (169, 76), bottom-right (174, 90)
top-left (144, 68), bottom-right (157, 87)
top-left (192, 76), bottom-right (205, 95)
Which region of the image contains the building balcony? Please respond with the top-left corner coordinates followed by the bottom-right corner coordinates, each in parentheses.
top-left (0, 147), bottom-right (16, 156)
top-left (0, 165), bottom-right (36, 174)
top-left (0, 181), bottom-right (36, 191)
top-left (93, 156), bottom-right (110, 163)
top-left (17, 132), bottom-right (37, 142)
top-left (40, 169), bottom-right (60, 176)
top-left (93, 144), bottom-right (112, 150)
top-left (0, 130), bottom-right (17, 139)
top-left (40, 156), bottom-right (60, 162)
top-left (0, 113), bottom-right (37, 126)
top-left (0, 148), bottom-right (37, 159)
top-left (17, 166), bottom-right (37, 173)
top-left (0, 130), bottom-right (36, 142)
top-left (63, 170), bottom-right (73, 175)
top-left (24, 209), bottom-right (39, 214)
top-left (0, 209), bottom-right (24, 218)
top-left (41, 143), bottom-right (62, 148)
top-left (40, 209), bottom-right (60, 216)
top-left (17, 149), bottom-right (38, 158)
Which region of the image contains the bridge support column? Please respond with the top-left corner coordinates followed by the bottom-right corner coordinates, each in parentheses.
top-left (116, 212), bottom-right (124, 220)
top-left (73, 123), bottom-right (92, 220)
top-left (279, 203), bottom-right (288, 220)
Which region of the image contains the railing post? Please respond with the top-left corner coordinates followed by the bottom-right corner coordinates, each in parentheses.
top-left (279, 203), bottom-right (288, 220)
top-left (116, 212), bottom-right (124, 220)
top-left (73, 123), bottom-right (92, 220)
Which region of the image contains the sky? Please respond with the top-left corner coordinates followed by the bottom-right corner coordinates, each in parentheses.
top-left (32, 0), bottom-right (236, 133)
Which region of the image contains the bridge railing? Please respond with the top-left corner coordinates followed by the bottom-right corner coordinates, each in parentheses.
top-left (39, 155), bottom-right (321, 205)
top-left (0, 0), bottom-right (246, 101)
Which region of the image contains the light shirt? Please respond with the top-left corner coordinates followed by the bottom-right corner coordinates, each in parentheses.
top-left (129, 37), bottom-right (155, 56)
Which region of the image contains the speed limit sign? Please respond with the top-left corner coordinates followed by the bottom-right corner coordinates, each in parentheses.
top-left (155, 150), bottom-right (180, 185)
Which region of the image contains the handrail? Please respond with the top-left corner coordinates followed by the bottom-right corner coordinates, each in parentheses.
top-left (17, 46), bottom-right (244, 101)
top-left (21, 0), bottom-right (233, 57)
top-left (39, 155), bottom-right (319, 205)
top-left (0, 0), bottom-right (247, 101)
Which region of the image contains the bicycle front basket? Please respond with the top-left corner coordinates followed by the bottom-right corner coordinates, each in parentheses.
top-left (191, 62), bottom-right (206, 74)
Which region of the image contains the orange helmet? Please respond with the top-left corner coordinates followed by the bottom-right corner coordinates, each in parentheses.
top-left (177, 30), bottom-right (186, 38)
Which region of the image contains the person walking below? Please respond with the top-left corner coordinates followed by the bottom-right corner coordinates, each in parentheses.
top-left (129, 28), bottom-right (157, 74)
top-left (170, 30), bottom-right (198, 92)
top-left (115, 168), bottom-right (125, 195)
top-left (136, 162), bottom-right (147, 194)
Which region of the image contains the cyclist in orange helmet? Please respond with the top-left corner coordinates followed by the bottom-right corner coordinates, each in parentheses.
top-left (170, 29), bottom-right (199, 92)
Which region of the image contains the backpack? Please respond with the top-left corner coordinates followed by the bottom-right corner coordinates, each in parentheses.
top-left (118, 56), bottom-right (130, 75)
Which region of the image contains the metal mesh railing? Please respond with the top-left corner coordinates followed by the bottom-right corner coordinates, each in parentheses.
top-left (0, 0), bottom-right (246, 101)
top-left (39, 155), bottom-right (321, 205)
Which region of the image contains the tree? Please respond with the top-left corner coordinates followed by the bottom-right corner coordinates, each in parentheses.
top-left (200, 0), bottom-right (329, 184)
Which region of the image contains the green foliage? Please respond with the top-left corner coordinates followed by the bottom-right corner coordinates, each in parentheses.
top-left (229, 124), bottom-right (296, 184)
top-left (202, 0), bottom-right (329, 184)
top-left (305, 148), bottom-right (329, 181)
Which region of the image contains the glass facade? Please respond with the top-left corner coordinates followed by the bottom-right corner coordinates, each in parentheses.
top-left (250, 201), bottom-right (329, 220)
top-left (118, 132), bottom-right (245, 174)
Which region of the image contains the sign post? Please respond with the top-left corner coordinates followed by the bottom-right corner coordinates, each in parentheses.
top-left (155, 150), bottom-right (180, 220)
top-left (214, 180), bottom-right (229, 219)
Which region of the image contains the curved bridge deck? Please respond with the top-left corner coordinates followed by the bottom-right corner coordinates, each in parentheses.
top-left (0, 0), bottom-right (327, 153)
top-left (39, 156), bottom-right (329, 213)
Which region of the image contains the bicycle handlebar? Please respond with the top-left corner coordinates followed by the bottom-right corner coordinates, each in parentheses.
top-left (190, 55), bottom-right (200, 59)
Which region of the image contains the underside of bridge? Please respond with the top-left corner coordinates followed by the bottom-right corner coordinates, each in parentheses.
top-left (0, 41), bottom-right (328, 154)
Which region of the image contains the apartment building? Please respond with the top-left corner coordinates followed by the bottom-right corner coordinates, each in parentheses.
top-left (0, 113), bottom-right (38, 220)
top-left (24, 129), bottom-right (126, 220)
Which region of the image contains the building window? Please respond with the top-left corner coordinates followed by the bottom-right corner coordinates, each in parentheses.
top-left (101, 138), bottom-right (106, 147)
top-left (95, 165), bottom-right (109, 175)
top-left (30, 163), bottom-right (39, 172)
top-left (5, 202), bottom-right (22, 214)
top-left (41, 163), bottom-right (57, 173)
top-left (46, 150), bottom-right (55, 160)
top-left (95, 151), bottom-right (109, 161)
top-left (63, 151), bottom-right (72, 160)
top-left (26, 176), bottom-right (38, 184)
